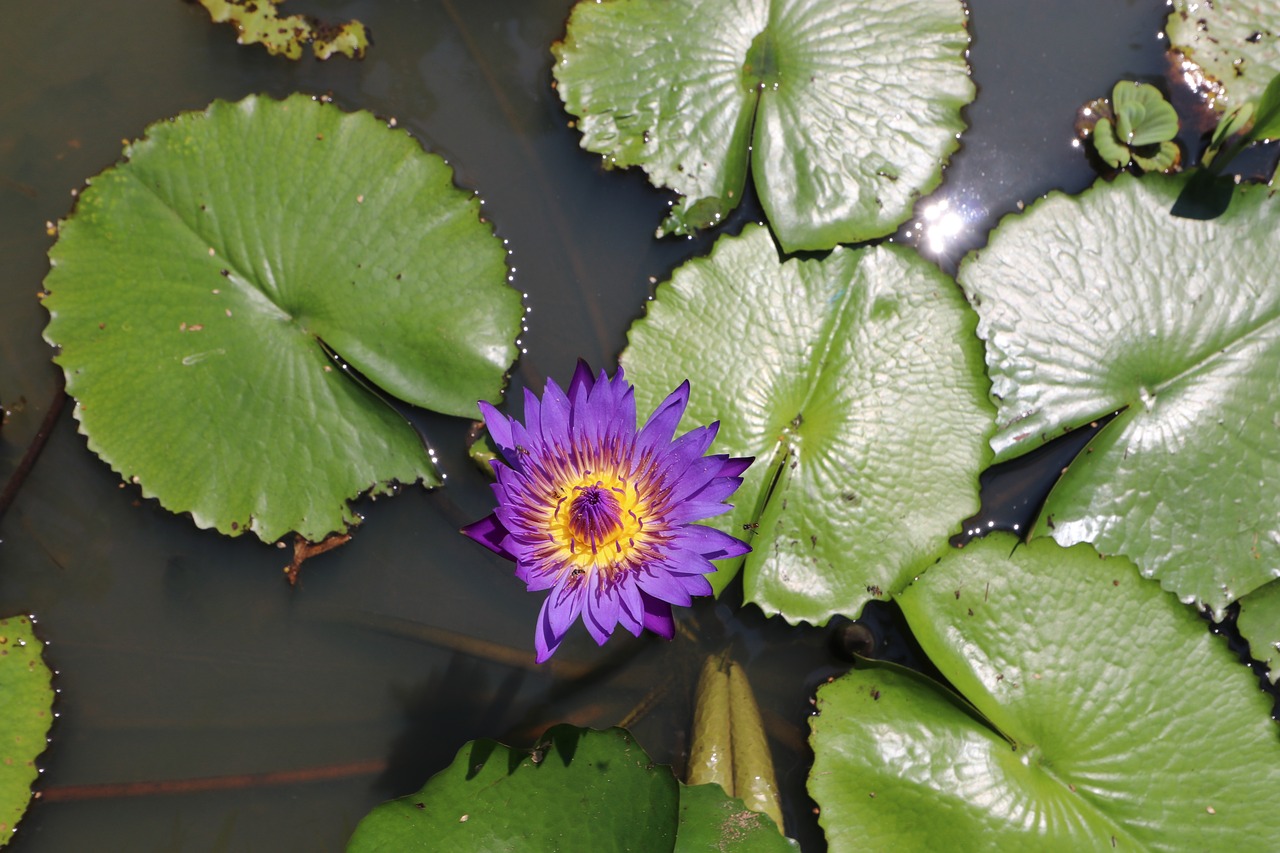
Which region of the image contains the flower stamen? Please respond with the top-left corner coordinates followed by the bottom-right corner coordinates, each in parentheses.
top-left (569, 482), bottom-right (624, 554)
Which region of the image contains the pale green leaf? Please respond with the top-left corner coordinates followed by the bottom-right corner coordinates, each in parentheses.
top-left (958, 173), bottom-right (1280, 612)
top-left (553, 0), bottom-right (973, 251)
top-left (623, 224), bottom-right (992, 623)
top-left (43, 94), bottom-right (522, 543)
top-left (809, 535), bottom-right (1280, 851)
top-left (1167, 1), bottom-right (1280, 108)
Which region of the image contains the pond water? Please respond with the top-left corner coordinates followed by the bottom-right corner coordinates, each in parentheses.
top-left (0, 1), bottom-right (1202, 849)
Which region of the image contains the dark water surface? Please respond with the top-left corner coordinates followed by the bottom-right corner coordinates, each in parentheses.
top-left (1, 1), bottom-right (1173, 849)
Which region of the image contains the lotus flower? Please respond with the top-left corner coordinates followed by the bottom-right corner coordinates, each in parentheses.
top-left (462, 362), bottom-right (752, 661)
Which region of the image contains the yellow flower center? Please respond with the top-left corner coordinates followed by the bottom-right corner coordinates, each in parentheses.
top-left (545, 469), bottom-right (649, 571)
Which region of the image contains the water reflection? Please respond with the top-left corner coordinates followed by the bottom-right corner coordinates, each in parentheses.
top-left (897, 189), bottom-right (989, 272)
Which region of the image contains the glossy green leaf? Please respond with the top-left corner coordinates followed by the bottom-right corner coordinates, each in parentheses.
top-left (43, 94), bottom-right (521, 542)
top-left (197, 0), bottom-right (370, 60)
top-left (1248, 71), bottom-right (1280, 140)
top-left (553, 0), bottom-right (973, 251)
top-left (959, 173), bottom-right (1280, 613)
top-left (676, 784), bottom-right (797, 853)
top-left (809, 535), bottom-right (1280, 851)
top-left (1237, 579), bottom-right (1280, 684)
top-left (346, 725), bottom-right (795, 852)
top-left (622, 224), bottom-right (993, 623)
top-left (1111, 81), bottom-right (1178, 147)
top-left (1203, 102), bottom-right (1253, 167)
top-left (0, 615), bottom-right (53, 847)
top-left (347, 727), bottom-right (677, 851)
top-left (1167, 1), bottom-right (1280, 108)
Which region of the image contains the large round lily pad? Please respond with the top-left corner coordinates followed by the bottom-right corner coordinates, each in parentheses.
top-left (553, 0), bottom-right (973, 251)
top-left (958, 173), bottom-right (1280, 613)
top-left (622, 224), bottom-right (993, 624)
top-left (1167, 1), bottom-right (1280, 107)
top-left (0, 615), bottom-right (53, 847)
top-left (42, 94), bottom-right (522, 542)
top-left (809, 535), bottom-right (1280, 851)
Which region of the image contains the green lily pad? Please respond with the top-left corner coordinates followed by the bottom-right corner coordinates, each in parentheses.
top-left (1238, 579), bottom-right (1280, 684)
top-left (553, 0), bottom-right (973, 251)
top-left (622, 224), bottom-right (993, 624)
top-left (346, 725), bottom-right (794, 852)
top-left (958, 173), bottom-right (1280, 613)
top-left (42, 94), bottom-right (521, 542)
top-left (0, 615), bottom-right (54, 847)
top-left (1167, 1), bottom-right (1280, 108)
top-left (676, 784), bottom-right (796, 852)
top-left (808, 535), bottom-right (1280, 851)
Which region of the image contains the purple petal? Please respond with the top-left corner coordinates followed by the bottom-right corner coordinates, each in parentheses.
top-left (582, 577), bottom-right (621, 645)
top-left (568, 359), bottom-right (596, 399)
top-left (614, 577), bottom-right (644, 636)
top-left (716, 455), bottom-right (754, 479)
top-left (650, 423), bottom-right (719, 489)
top-left (460, 514), bottom-right (512, 558)
top-left (546, 574), bottom-right (586, 639)
top-left (502, 535), bottom-right (536, 567)
top-left (538, 379), bottom-right (572, 450)
top-left (665, 455), bottom-right (726, 504)
top-left (498, 417), bottom-right (535, 472)
top-left (521, 387), bottom-right (544, 455)
top-left (641, 594), bottom-right (675, 639)
top-left (521, 557), bottom-right (560, 590)
top-left (672, 524), bottom-right (752, 560)
top-left (635, 568), bottom-right (694, 606)
top-left (576, 367), bottom-right (636, 449)
top-left (682, 474), bottom-right (744, 507)
top-left (634, 381), bottom-right (690, 458)
top-left (658, 549), bottom-right (719, 578)
top-left (478, 401), bottom-right (514, 454)
top-left (535, 596), bottom-right (569, 663)
top-left (662, 498), bottom-right (741, 525)
top-left (675, 571), bottom-right (714, 597)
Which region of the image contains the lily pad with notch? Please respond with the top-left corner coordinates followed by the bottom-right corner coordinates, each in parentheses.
top-left (808, 535), bottom-right (1280, 851)
top-left (42, 94), bottom-right (522, 543)
top-left (553, 0), bottom-right (973, 251)
top-left (958, 173), bottom-right (1280, 614)
top-left (622, 224), bottom-right (993, 624)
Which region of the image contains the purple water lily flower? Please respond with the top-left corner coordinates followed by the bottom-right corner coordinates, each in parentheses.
top-left (462, 361), bottom-right (753, 662)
